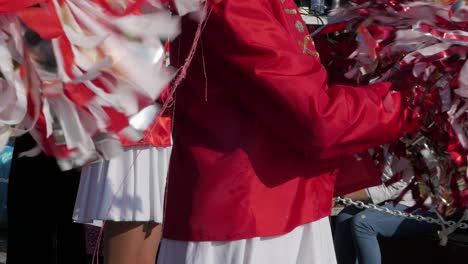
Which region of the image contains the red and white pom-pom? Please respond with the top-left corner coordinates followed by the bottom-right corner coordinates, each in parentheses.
top-left (314, 0), bottom-right (468, 218)
top-left (0, 0), bottom-right (203, 169)
top-left (0, 16), bottom-right (28, 150)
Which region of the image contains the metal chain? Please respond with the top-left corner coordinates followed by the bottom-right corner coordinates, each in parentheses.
top-left (334, 197), bottom-right (468, 230)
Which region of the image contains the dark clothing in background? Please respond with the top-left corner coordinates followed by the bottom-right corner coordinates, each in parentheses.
top-left (7, 134), bottom-right (86, 264)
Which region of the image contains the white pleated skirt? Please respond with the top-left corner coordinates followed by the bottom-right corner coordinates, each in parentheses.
top-left (157, 217), bottom-right (337, 264)
top-left (73, 146), bottom-right (171, 223)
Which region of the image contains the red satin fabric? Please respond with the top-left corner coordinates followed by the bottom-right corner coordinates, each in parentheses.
top-left (164, 0), bottom-right (408, 241)
top-left (93, 0), bottom-right (145, 16)
top-left (17, 4), bottom-right (64, 39)
top-left (17, 0), bottom-right (144, 40)
top-left (334, 152), bottom-right (381, 197)
top-left (0, 0), bottom-right (46, 13)
top-left (119, 113), bottom-right (172, 148)
top-left (121, 87), bottom-right (173, 148)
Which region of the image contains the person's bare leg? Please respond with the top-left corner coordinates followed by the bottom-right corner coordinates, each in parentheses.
top-left (104, 221), bottom-right (161, 264)
top-left (137, 222), bottom-right (162, 264)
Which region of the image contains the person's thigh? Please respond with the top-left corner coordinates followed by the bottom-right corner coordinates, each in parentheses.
top-left (390, 206), bottom-right (440, 238)
top-left (352, 204), bottom-right (408, 238)
top-left (334, 206), bottom-right (363, 264)
top-left (353, 203), bottom-right (438, 238)
top-left (335, 206), bottom-right (363, 224)
top-left (334, 205), bottom-right (364, 242)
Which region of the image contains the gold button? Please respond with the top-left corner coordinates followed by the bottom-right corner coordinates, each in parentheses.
top-left (295, 21), bottom-right (305, 33)
top-left (299, 35), bottom-right (320, 58)
top-left (284, 8), bottom-right (297, 14)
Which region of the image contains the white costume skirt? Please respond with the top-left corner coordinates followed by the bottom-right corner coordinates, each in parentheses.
top-left (73, 146), bottom-right (171, 223)
top-left (158, 217), bottom-right (337, 264)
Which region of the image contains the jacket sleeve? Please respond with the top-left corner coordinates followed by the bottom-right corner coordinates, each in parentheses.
top-left (206, 0), bottom-right (409, 159)
top-left (367, 179), bottom-right (410, 205)
top-left (367, 149), bottom-right (414, 204)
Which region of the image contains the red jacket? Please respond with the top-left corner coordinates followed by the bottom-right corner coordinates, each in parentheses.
top-left (164, 0), bottom-right (408, 241)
